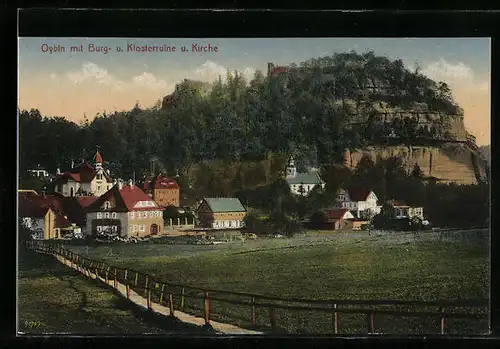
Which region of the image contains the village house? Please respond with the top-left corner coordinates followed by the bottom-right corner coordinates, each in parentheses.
top-left (53, 150), bottom-right (113, 197)
top-left (142, 173), bottom-right (180, 207)
top-left (197, 197), bottom-right (247, 229)
top-left (85, 180), bottom-right (164, 238)
top-left (19, 190), bottom-right (75, 240)
top-left (324, 208), bottom-right (355, 230)
top-left (335, 188), bottom-right (382, 219)
top-left (386, 200), bottom-right (424, 220)
top-left (285, 156), bottom-right (325, 196)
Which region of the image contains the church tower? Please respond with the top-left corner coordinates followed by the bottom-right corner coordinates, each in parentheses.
top-left (95, 149), bottom-right (103, 171)
top-left (285, 155), bottom-right (297, 178)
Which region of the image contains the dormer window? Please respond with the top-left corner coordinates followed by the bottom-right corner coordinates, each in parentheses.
top-left (104, 201), bottom-right (111, 209)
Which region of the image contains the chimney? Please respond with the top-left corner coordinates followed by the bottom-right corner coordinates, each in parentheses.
top-left (107, 169), bottom-right (110, 175)
top-left (71, 159), bottom-right (74, 168)
top-left (56, 167), bottom-right (61, 175)
top-left (118, 180), bottom-right (123, 190)
top-left (128, 179), bottom-right (133, 188)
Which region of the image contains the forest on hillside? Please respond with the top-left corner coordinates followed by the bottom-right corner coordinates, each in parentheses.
top-left (19, 50), bottom-right (464, 182)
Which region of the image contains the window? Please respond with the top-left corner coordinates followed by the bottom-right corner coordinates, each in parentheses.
top-left (104, 201), bottom-right (111, 209)
top-left (129, 226), bottom-right (133, 233)
top-left (149, 211), bottom-right (153, 218)
top-left (97, 226), bottom-right (102, 232)
top-left (104, 212), bottom-right (110, 219)
top-left (97, 186), bottom-right (101, 191)
top-left (112, 212), bottom-right (117, 219)
top-left (130, 212), bottom-right (135, 219)
top-left (97, 212), bottom-right (102, 219)
top-left (112, 226), bottom-right (117, 232)
top-left (140, 225), bottom-right (145, 232)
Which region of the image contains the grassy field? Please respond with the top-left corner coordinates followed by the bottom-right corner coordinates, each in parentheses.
top-left (17, 245), bottom-right (213, 335)
top-left (64, 229), bottom-right (490, 335)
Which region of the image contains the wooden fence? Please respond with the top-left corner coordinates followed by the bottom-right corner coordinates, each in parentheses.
top-left (25, 240), bottom-right (489, 335)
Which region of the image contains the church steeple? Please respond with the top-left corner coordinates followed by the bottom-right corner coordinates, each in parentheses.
top-left (95, 146), bottom-right (103, 170)
top-left (285, 155), bottom-right (297, 178)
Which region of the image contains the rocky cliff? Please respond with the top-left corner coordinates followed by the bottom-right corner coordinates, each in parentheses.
top-left (343, 144), bottom-right (488, 185)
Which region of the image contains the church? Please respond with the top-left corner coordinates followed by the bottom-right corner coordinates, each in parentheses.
top-left (53, 150), bottom-right (114, 197)
top-left (284, 156), bottom-right (325, 196)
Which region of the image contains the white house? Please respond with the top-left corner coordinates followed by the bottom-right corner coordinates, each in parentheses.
top-left (335, 188), bottom-right (382, 219)
top-left (386, 200), bottom-right (424, 220)
top-left (285, 156), bottom-right (325, 196)
top-left (53, 150), bottom-right (114, 197)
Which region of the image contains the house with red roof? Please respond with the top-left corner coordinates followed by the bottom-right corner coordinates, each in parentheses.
top-left (84, 180), bottom-right (164, 238)
top-left (53, 150), bottom-right (113, 197)
top-left (19, 190), bottom-right (73, 239)
top-left (142, 173), bottom-right (180, 207)
top-left (323, 208), bottom-right (355, 230)
top-left (335, 188), bottom-right (382, 219)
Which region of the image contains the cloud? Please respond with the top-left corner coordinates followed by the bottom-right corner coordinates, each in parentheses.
top-left (132, 72), bottom-right (171, 90)
top-left (67, 61), bottom-right (122, 87)
top-left (191, 60), bottom-right (256, 83)
top-left (422, 58), bottom-right (474, 85)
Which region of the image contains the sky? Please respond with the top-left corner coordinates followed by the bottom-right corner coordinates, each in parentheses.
top-left (18, 38), bottom-right (491, 145)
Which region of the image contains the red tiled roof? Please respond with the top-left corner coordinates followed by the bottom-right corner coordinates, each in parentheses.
top-left (347, 188), bottom-right (372, 202)
top-left (325, 208), bottom-right (350, 220)
top-left (87, 183), bottom-right (162, 212)
top-left (76, 196), bottom-right (99, 208)
top-left (55, 213), bottom-right (71, 228)
top-left (55, 160), bottom-right (112, 184)
top-left (95, 150), bottom-right (103, 163)
top-left (19, 196), bottom-right (50, 218)
top-left (387, 200), bottom-right (409, 207)
top-left (144, 174), bottom-right (179, 190)
top-left (270, 66), bottom-right (291, 76)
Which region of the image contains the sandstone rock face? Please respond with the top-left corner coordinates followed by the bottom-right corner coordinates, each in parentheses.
top-left (343, 145), bottom-right (487, 185)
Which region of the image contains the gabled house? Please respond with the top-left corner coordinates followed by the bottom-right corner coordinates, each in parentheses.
top-left (335, 188), bottom-right (382, 219)
top-left (19, 191), bottom-right (73, 240)
top-left (386, 200), bottom-right (424, 220)
top-left (324, 208), bottom-right (355, 230)
top-left (53, 150), bottom-right (113, 197)
top-left (197, 197), bottom-right (246, 229)
top-left (142, 173), bottom-right (180, 207)
top-left (284, 156), bottom-right (325, 196)
top-left (85, 180), bottom-right (164, 238)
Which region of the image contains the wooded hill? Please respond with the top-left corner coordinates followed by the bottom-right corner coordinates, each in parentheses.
top-left (20, 50), bottom-right (468, 180)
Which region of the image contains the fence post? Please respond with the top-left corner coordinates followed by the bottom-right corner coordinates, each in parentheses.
top-left (126, 284), bottom-right (130, 299)
top-left (147, 287), bottom-right (152, 310)
top-left (204, 291), bottom-right (210, 324)
top-left (124, 269), bottom-right (128, 282)
top-left (270, 308), bottom-right (277, 331)
top-left (134, 272), bottom-right (139, 286)
top-left (159, 284), bottom-right (165, 304)
top-left (333, 303), bottom-right (339, 334)
top-left (114, 268), bottom-right (118, 288)
top-left (440, 307), bottom-right (445, 335)
top-left (369, 311), bottom-right (375, 334)
top-left (181, 287), bottom-right (185, 310)
top-left (145, 276), bottom-right (149, 296)
top-left (251, 296), bottom-right (256, 325)
top-left (169, 293), bottom-right (175, 316)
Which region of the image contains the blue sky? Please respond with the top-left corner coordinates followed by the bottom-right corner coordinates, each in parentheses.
top-left (18, 37), bottom-right (491, 145)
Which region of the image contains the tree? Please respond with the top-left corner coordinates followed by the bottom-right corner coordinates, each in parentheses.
top-left (411, 163), bottom-right (424, 179)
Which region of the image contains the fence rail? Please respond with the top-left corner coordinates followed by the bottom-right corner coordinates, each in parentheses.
top-left (24, 240), bottom-right (489, 335)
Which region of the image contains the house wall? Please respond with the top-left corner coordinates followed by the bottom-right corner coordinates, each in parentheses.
top-left (85, 212), bottom-right (128, 237)
top-left (153, 188), bottom-right (180, 207)
top-left (290, 183), bottom-right (318, 196)
top-left (127, 210), bottom-right (164, 237)
top-left (60, 181), bottom-right (81, 197)
top-left (89, 171), bottom-right (113, 196)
